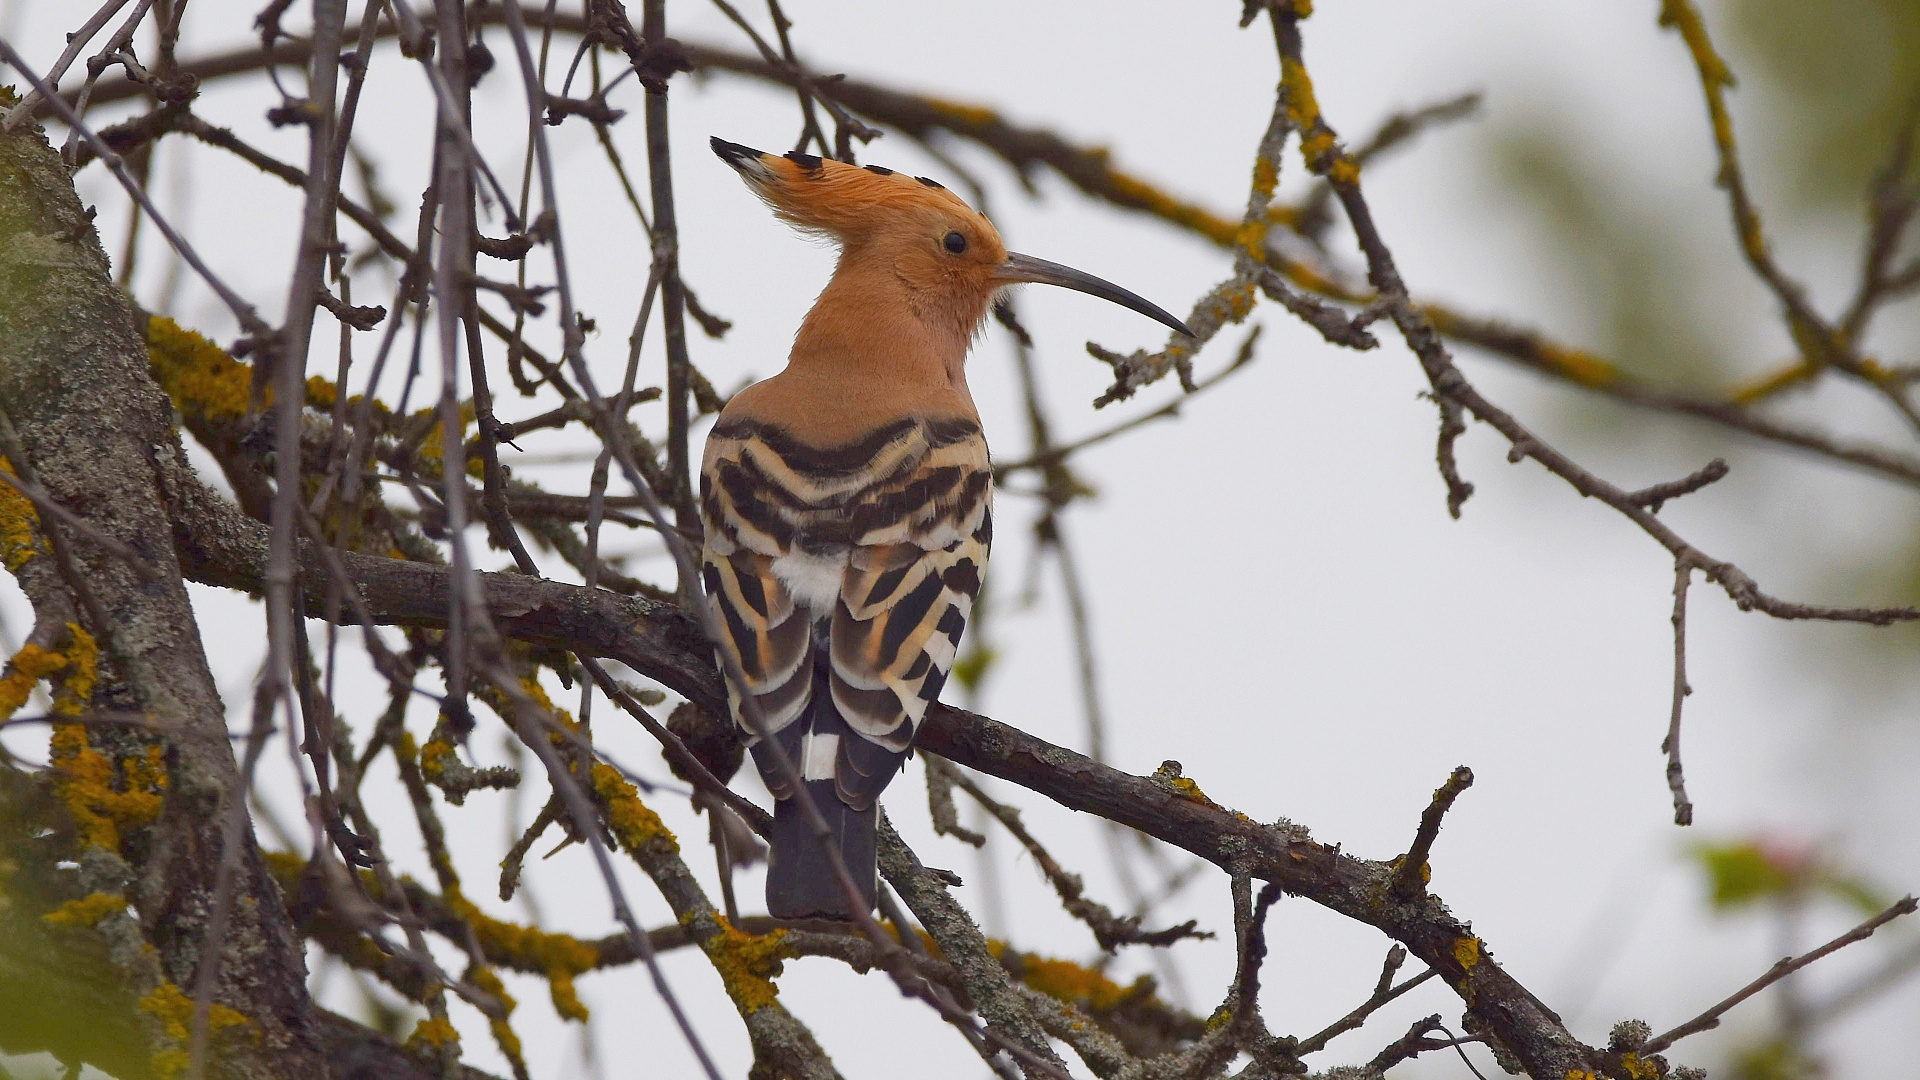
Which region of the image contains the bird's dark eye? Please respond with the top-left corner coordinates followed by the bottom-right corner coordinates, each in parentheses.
top-left (943, 230), bottom-right (967, 255)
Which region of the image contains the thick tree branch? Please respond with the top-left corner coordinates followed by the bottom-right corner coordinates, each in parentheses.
top-left (162, 479), bottom-right (1596, 1073)
top-left (0, 105), bottom-right (329, 1079)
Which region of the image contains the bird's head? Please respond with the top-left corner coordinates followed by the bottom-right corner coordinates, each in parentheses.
top-left (711, 138), bottom-right (1192, 346)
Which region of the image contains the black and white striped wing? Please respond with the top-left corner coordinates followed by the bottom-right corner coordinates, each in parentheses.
top-left (698, 546), bottom-right (814, 737)
top-left (700, 416), bottom-right (991, 808)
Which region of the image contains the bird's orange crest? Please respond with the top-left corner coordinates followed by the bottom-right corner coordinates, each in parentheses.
top-left (710, 138), bottom-right (1005, 258)
top-left (709, 136), bottom-right (1192, 360)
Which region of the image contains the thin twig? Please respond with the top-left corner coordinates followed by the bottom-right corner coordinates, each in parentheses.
top-left (994, 327), bottom-right (1260, 478)
top-left (638, 0), bottom-right (700, 538)
top-left (1265, 13), bottom-right (1920, 644)
top-left (1390, 766), bottom-right (1473, 898)
top-left (0, 0), bottom-right (136, 126)
top-left (1663, 562), bottom-right (1696, 826)
top-left (191, 1), bottom-right (351, 1073)
top-left (1295, 949), bottom-right (1439, 1055)
top-left (0, 39), bottom-right (269, 337)
top-left (1430, 390), bottom-right (1475, 519)
top-left (1292, 91), bottom-right (1482, 247)
top-left (1642, 895), bottom-right (1919, 1053)
top-left (932, 756), bottom-right (1208, 951)
top-left (1626, 458), bottom-right (1730, 514)
top-left (67, 11), bottom-right (1920, 497)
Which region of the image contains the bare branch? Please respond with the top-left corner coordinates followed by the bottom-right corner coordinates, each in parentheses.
top-left (1627, 458), bottom-right (1730, 514)
top-left (1295, 948), bottom-right (1439, 1056)
top-left (1390, 766), bottom-right (1473, 899)
top-left (1642, 895), bottom-right (1920, 1053)
top-left (1664, 563), bottom-right (1697, 826)
top-left (930, 756), bottom-right (1209, 951)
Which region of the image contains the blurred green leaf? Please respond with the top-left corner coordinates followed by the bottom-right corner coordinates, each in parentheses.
top-left (1693, 837), bottom-right (1890, 914)
top-left (951, 644), bottom-right (1001, 694)
top-left (1695, 840), bottom-right (1802, 909)
top-left (1731, 1039), bottom-right (1820, 1080)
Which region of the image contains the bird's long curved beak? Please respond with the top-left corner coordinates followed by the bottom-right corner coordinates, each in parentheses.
top-left (996, 252), bottom-right (1194, 337)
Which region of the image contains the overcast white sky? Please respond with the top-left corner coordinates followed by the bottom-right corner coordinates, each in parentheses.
top-left (4, 2), bottom-right (1917, 1078)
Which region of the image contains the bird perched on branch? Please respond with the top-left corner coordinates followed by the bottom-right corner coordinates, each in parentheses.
top-left (704, 137), bottom-right (1191, 919)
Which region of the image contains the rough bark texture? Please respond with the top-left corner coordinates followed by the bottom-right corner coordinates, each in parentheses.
top-left (0, 109), bottom-right (488, 1080)
top-left (877, 818), bottom-right (1066, 1074)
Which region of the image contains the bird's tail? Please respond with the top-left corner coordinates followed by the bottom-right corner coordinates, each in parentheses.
top-left (765, 778), bottom-right (878, 920)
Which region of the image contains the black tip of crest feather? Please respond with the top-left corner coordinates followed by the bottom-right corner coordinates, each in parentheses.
top-left (710, 137), bottom-right (765, 168)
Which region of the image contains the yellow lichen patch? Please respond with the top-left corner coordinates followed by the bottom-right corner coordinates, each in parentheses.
top-left (146, 316), bottom-right (343, 422)
top-left (0, 642), bottom-right (68, 720)
top-left (701, 916), bottom-right (790, 1016)
top-left (1388, 855), bottom-right (1431, 887)
top-left (1531, 343), bottom-right (1619, 389)
top-left (1730, 359), bottom-right (1818, 405)
top-left (138, 981), bottom-right (252, 1042)
top-left (1276, 254), bottom-right (1362, 303)
top-left (413, 404), bottom-right (477, 472)
top-left (1166, 775), bottom-right (1213, 806)
top-left (1105, 170), bottom-right (1238, 247)
top-left (418, 736), bottom-right (456, 785)
top-left (262, 850), bottom-right (307, 890)
top-left (1564, 1072), bottom-right (1599, 1080)
top-left (1205, 1007), bottom-right (1232, 1032)
top-left (1280, 59), bottom-right (1325, 144)
top-left (145, 317), bottom-right (256, 422)
top-left (42, 891), bottom-right (128, 928)
top-left (1193, 279), bottom-right (1259, 336)
top-left (1422, 306), bottom-right (1620, 389)
top-left (140, 981), bottom-right (253, 1075)
top-left (406, 1015), bottom-right (460, 1051)
top-left (592, 763), bottom-right (678, 857)
top-left (1299, 130), bottom-right (1338, 169)
top-left (0, 456), bottom-right (42, 571)
top-left (151, 1049), bottom-right (191, 1079)
top-left (40, 625), bottom-right (160, 852)
top-left (1452, 935), bottom-right (1481, 972)
top-left (1278, 54), bottom-right (1358, 182)
top-left (1620, 1053), bottom-right (1660, 1080)
top-left (454, 892), bottom-right (600, 1022)
top-left (51, 623), bottom-right (98, 714)
top-left (547, 970), bottom-right (588, 1022)
top-left (305, 375), bottom-right (338, 409)
top-left (518, 675), bottom-right (558, 712)
top-left (465, 965), bottom-right (526, 1072)
top-left (1009, 953), bottom-right (1137, 1013)
top-left (1237, 219), bottom-right (1271, 263)
top-left (49, 723), bottom-right (167, 852)
top-left (922, 96), bottom-right (1002, 130)
top-left (1250, 155), bottom-right (1280, 202)
top-left (1264, 204), bottom-right (1302, 231)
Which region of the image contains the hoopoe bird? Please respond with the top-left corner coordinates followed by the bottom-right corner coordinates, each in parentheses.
top-left (704, 137), bottom-right (1191, 919)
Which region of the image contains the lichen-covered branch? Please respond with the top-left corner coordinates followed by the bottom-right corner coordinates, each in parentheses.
top-left (2, 103), bottom-right (342, 1080)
